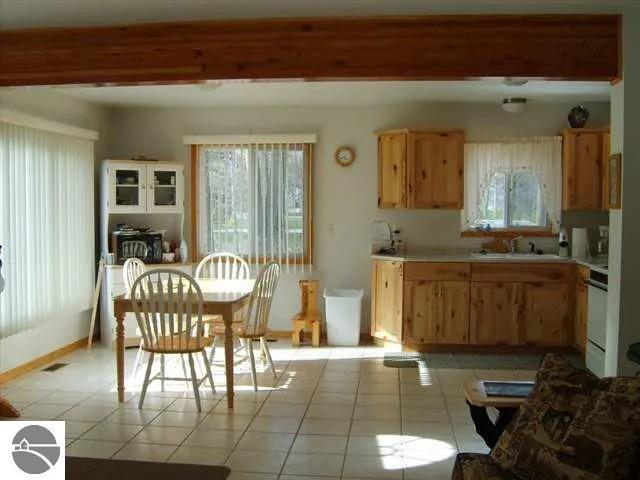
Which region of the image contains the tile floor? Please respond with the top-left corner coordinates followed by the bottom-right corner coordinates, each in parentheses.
top-left (0, 341), bottom-right (539, 480)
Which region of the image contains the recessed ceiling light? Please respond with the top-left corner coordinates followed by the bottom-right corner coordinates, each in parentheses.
top-left (502, 97), bottom-right (527, 113)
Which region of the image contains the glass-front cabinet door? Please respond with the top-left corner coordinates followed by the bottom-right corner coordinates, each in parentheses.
top-left (108, 163), bottom-right (147, 213)
top-left (148, 164), bottom-right (184, 213)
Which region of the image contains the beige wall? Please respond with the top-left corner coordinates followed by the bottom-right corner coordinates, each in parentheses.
top-left (106, 101), bottom-right (610, 331)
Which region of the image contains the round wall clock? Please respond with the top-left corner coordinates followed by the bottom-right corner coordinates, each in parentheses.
top-left (335, 146), bottom-right (356, 167)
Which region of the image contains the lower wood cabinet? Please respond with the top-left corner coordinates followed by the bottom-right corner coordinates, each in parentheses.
top-left (371, 260), bottom-right (404, 342)
top-left (404, 280), bottom-right (469, 344)
top-left (470, 282), bottom-right (521, 345)
top-left (574, 266), bottom-right (589, 353)
top-left (372, 260), bottom-right (575, 350)
top-left (521, 282), bottom-right (571, 346)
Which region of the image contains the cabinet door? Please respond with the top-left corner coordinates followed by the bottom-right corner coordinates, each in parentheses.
top-left (403, 280), bottom-right (438, 344)
top-left (436, 281), bottom-right (469, 344)
top-left (574, 277), bottom-right (589, 353)
top-left (407, 132), bottom-right (464, 209)
top-left (470, 282), bottom-right (522, 345)
top-left (108, 163), bottom-right (147, 213)
top-left (522, 282), bottom-right (571, 346)
top-left (563, 131), bottom-right (604, 210)
top-left (148, 164), bottom-right (184, 213)
top-left (378, 134), bottom-right (406, 208)
top-left (372, 261), bottom-right (403, 342)
top-left (601, 132), bottom-right (612, 209)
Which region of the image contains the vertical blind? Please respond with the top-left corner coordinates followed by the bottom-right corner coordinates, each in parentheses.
top-left (198, 142), bottom-right (311, 273)
top-left (0, 121), bottom-right (95, 339)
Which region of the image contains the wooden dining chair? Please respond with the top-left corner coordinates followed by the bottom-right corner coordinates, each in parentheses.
top-left (195, 252), bottom-right (251, 363)
top-left (131, 269), bottom-right (215, 412)
top-left (209, 261), bottom-right (280, 391)
top-left (123, 258), bottom-right (147, 379)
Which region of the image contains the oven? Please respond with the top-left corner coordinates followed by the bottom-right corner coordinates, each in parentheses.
top-left (586, 269), bottom-right (608, 377)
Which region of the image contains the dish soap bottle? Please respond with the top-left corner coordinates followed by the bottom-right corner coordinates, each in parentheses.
top-left (179, 240), bottom-right (188, 263)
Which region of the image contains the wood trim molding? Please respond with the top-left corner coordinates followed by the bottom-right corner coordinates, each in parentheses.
top-left (190, 145), bottom-right (199, 262)
top-left (0, 337), bottom-right (89, 384)
top-left (461, 230), bottom-right (557, 238)
top-left (0, 15), bottom-right (620, 86)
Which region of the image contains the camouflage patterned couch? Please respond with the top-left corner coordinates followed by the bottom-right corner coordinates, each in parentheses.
top-left (451, 354), bottom-right (640, 480)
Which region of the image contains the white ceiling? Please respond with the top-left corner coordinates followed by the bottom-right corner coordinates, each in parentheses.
top-left (46, 81), bottom-right (610, 108)
top-left (0, 0), bottom-right (623, 30)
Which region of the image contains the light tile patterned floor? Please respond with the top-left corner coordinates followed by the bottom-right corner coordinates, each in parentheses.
top-left (0, 341), bottom-right (538, 480)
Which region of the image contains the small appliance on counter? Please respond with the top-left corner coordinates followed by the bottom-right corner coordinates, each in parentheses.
top-left (558, 228), bottom-right (570, 257)
top-left (597, 225), bottom-right (609, 257)
top-left (111, 227), bottom-right (164, 264)
top-left (571, 227), bottom-right (590, 258)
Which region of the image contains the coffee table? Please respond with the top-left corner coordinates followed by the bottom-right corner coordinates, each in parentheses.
top-left (463, 379), bottom-right (530, 449)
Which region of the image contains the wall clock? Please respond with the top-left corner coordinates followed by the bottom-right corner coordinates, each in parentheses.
top-left (335, 146), bottom-right (356, 167)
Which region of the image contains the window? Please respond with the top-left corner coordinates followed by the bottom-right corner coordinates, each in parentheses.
top-left (0, 120), bottom-right (95, 338)
top-left (194, 141), bottom-right (312, 266)
top-left (462, 137), bottom-right (562, 234)
top-left (478, 169), bottom-right (548, 230)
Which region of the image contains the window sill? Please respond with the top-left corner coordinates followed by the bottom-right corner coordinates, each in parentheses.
top-left (461, 230), bottom-right (557, 238)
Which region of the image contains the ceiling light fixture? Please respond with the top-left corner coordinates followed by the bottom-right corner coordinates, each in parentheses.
top-left (502, 97), bottom-right (527, 113)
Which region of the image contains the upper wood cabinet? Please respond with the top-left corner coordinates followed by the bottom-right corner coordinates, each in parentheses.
top-left (378, 133), bottom-right (407, 208)
top-left (371, 260), bottom-right (404, 342)
top-left (562, 128), bottom-right (609, 211)
top-left (376, 129), bottom-right (465, 209)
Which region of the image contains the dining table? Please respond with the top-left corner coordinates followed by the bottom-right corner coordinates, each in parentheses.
top-left (112, 278), bottom-right (254, 409)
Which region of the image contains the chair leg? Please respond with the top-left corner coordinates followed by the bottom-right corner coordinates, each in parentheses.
top-left (160, 354), bottom-right (166, 392)
top-left (201, 350), bottom-right (216, 395)
top-left (180, 354), bottom-right (189, 387)
top-left (138, 352), bottom-right (155, 410)
top-left (131, 340), bottom-right (145, 380)
top-left (247, 340), bottom-right (258, 392)
top-left (261, 337), bottom-right (277, 378)
top-left (187, 353), bottom-right (202, 413)
top-left (209, 336), bottom-right (217, 365)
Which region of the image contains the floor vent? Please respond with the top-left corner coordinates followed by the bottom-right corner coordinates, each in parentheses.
top-left (383, 352), bottom-right (425, 368)
top-left (41, 363), bottom-right (69, 372)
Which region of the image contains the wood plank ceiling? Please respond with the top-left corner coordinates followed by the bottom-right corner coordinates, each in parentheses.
top-left (0, 15), bottom-right (621, 86)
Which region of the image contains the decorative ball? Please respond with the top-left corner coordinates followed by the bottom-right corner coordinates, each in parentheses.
top-left (568, 105), bottom-right (590, 128)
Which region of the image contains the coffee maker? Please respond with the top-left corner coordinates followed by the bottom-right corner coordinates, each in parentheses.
top-left (597, 225), bottom-right (609, 257)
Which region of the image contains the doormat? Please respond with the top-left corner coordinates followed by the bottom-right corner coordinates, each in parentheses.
top-left (41, 363), bottom-right (69, 372)
top-left (383, 352), bottom-right (425, 368)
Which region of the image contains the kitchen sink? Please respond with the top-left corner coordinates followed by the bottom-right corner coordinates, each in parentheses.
top-left (470, 252), bottom-right (561, 260)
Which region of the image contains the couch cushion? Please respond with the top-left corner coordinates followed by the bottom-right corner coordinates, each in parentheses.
top-left (452, 453), bottom-right (514, 480)
top-left (490, 354), bottom-right (640, 480)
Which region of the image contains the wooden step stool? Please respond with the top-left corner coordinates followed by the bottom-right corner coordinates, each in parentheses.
top-left (291, 279), bottom-right (321, 347)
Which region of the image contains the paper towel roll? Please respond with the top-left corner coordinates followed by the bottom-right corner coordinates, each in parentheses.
top-left (572, 228), bottom-right (590, 258)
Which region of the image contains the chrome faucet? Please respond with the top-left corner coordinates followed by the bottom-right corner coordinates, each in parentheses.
top-left (509, 236), bottom-right (524, 254)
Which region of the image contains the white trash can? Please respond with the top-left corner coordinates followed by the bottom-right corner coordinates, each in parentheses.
top-left (323, 289), bottom-right (364, 346)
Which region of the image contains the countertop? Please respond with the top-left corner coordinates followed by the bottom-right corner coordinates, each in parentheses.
top-left (371, 251), bottom-right (609, 272)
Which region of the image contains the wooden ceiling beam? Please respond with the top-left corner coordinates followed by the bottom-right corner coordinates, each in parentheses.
top-left (0, 15), bottom-right (621, 86)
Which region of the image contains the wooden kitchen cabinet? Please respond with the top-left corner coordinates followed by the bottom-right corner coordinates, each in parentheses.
top-left (404, 280), bottom-right (469, 345)
top-left (378, 133), bottom-right (407, 208)
top-left (562, 128), bottom-right (609, 211)
top-left (407, 131), bottom-right (464, 209)
top-left (371, 260), bottom-right (404, 342)
top-left (574, 266), bottom-right (589, 353)
top-left (470, 282), bottom-right (522, 346)
top-left (376, 129), bottom-right (464, 210)
top-left (521, 282), bottom-right (572, 346)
